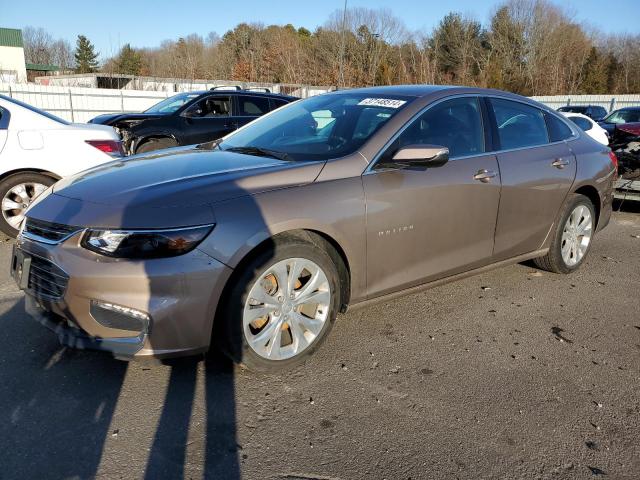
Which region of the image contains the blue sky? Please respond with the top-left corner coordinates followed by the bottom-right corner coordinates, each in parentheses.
top-left (1, 0), bottom-right (638, 59)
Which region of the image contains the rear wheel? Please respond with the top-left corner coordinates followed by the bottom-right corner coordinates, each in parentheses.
top-left (135, 137), bottom-right (177, 154)
top-left (534, 194), bottom-right (596, 274)
top-left (0, 172), bottom-right (55, 237)
top-left (218, 235), bottom-right (341, 372)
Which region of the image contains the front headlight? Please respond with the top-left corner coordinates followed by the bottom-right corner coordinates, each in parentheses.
top-left (81, 224), bottom-right (214, 259)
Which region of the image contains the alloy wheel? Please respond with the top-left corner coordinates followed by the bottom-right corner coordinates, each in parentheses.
top-left (243, 257), bottom-right (331, 361)
top-left (560, 204), bottom-right (593, 267)
top-left (1, 182), bottom-right (48, 230)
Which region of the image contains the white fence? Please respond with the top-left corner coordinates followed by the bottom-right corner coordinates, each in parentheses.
top-left (0, 83), bottom-right (170, 122)
top-left (2, 82), bottom-right (639, 124)
top-left (0, 82), bottom-right (333, 123)
top-left (531, 94), bottom-right (640, 111)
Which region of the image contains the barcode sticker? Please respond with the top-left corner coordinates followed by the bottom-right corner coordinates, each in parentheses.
top-left (357, 98), bottom-right (407, 109)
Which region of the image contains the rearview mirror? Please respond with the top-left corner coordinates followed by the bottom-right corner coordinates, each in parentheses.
top-left (391, 144), bottom-right (449, 168)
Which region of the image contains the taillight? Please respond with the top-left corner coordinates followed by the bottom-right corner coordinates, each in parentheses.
top-left (608, 151), bottom-right (618, 174)
top-left (86, 140), bottom-right (124, 157)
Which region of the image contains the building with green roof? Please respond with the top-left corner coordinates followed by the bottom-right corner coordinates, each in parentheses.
top-left (0, 27), bottom-right (27, 82)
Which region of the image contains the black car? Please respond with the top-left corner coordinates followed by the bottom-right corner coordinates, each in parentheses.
top-left (557, 104), bottom-right (608, 121)
top-left (89, 87), bottom-right (297, 154)
top-left (598, 106), bottom-right (640, 135)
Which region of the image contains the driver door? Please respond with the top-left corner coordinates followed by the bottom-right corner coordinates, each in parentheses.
top-left (363, 96), bottom-right (501, 298)
top-left (181, 96), bottom-right (233, 145)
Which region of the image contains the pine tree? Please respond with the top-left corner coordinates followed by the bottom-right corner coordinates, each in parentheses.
top-left (116, 44), bottom-right (142, 75)
top-left (74, 35), bottom-right (99, 73)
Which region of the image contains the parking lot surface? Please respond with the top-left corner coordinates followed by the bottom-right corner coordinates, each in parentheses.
top-left (0, 207), bottom-right (638, 480)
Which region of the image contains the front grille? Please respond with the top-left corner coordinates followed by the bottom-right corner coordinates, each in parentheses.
top-left (28, 255), bottom-right (69, 300)
top-left (24, 218), bottom-right (81, 243)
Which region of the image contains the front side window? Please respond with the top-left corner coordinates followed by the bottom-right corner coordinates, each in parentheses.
top-left (380, 97), bottom-right (485, 163)
top-left (184, 96), bottom-right (230, 118)
top-left (238, 96), bottom-right (270, 116)
top-left (219, 93), bottom-right (412, 161)
top-left (491, 98), bottom-right (549, 149)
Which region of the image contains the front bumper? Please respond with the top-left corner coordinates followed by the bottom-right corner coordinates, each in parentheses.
top-left (12, 232), bottom-right (232, 360)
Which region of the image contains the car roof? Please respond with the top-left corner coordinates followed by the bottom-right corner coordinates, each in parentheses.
top-left (331, 85), bottom-right (537, 102)
top-left (185, 90), bottom-right (297, 100)
top-left (618, 106), bottom-right (640, 111)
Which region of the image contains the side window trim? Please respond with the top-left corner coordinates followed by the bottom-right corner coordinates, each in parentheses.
top-left (367, 94), bottom-right (486, 172)
top-left (0, 106), bottom-right (10, 130)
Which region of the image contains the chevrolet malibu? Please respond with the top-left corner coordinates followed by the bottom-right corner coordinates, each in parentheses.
top-left (12, 86), bottom-right (616, 372)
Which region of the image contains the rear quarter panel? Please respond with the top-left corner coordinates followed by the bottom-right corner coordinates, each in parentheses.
top-left (568, 135), bottom-right (616, 231)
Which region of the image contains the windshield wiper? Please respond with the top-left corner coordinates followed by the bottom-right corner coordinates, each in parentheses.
top-left (225, 146), bottom-right (292, 161)
top-left (196, 138), bottom-right (223, 150)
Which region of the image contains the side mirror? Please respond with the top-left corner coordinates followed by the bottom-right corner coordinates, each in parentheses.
top-left (391, 144), bottom-right (449, 169)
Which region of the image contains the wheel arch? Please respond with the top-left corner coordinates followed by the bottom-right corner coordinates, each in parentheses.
top-left (218, 228), bottom-right (352, 318)
top-left (573, 184), bottom-right (601, 227)
top-left (0, 168), bottom-right (61, 183)
top-left (132, 133), bottom-right (179, 153)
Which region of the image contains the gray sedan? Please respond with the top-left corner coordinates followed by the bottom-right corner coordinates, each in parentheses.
top-left (12, 85), bottom-right (616, 372)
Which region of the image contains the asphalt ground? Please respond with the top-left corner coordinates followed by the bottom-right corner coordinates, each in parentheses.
top-left (0, 204), bottom-right (638, 480)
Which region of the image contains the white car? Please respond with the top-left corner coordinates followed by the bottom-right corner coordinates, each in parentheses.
top-left (561, 112), bottom-right (609, 146)
top-left (0, 95), bottom-right (123, 236)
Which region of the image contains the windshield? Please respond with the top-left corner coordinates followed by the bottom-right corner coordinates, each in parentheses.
top-left (218, 92), bottom-right (413, 161)
top-left (145, 92), bottom-right (201, 114)
top-left (603, 109), bottom-right (640, 124)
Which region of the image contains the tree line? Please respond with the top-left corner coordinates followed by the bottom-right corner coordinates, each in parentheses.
top-left (23, 0), bottom-right (640, 95)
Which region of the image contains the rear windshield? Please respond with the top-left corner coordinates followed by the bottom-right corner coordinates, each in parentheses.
top-left (557, 106), bottom-right (587, 114)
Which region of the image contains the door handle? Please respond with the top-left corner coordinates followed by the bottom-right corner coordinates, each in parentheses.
top-left (473, 169), bottom-right (498, 183)
top-left (552, 158), bottom-right (570, 169)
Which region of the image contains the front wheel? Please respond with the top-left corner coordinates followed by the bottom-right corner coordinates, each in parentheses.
top-left (218, 236), bottom-right (341, 372)
top-left (0, 172), bottom-right (55, 237)
top-left (534, 193), bottom-right (596, 274)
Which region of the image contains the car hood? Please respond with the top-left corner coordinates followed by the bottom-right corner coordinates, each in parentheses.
top-left (89, 112), bottom-right (166, 125)
top-left (28, 146), bottom-right (325, 229)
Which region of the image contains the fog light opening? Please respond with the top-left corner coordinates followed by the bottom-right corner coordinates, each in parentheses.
top-left (90, 301), bottom-right (151, 334)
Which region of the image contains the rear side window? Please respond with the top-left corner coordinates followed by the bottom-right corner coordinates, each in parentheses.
top-left (490, 98), bottom-right (548, 149)
top-left (567, 116), bottom-right (592, 132)
top-left (238, 96), bottom-right (270, 116)
top-left (270, 98), bottom-right (289, 110)
top-left (545, 113), bottom-right (574, 141)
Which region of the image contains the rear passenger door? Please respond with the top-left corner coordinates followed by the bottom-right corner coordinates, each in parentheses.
top-left (488, 97), bottom-right (577, 260)
top-left (233, 95), bottom-right (272, 129)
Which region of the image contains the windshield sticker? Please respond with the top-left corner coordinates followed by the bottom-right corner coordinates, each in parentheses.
top-left (358, 98), bottom-right (407, 109)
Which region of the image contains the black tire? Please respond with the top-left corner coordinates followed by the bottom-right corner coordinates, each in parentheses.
top-left (534, 193), bottom-right (596, 274)
top-left (0, 172), bottom-right (56, 238)
top-left (135, 137), bottom-right (177, 154)
top-left (217, 233), bottom-right (341, 373)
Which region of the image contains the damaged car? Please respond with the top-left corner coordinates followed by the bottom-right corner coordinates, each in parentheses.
top-left (13, 86), bottom-right (616, 372)
top-left (89, 87), bottom-right (296, 155)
